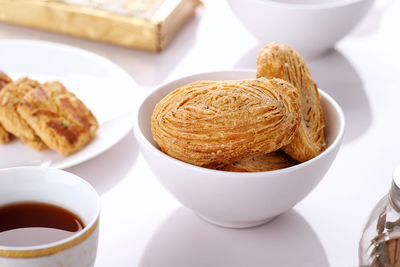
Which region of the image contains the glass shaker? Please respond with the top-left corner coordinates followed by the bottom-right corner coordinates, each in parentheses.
top-left (359, 166), bottom-right (400, 267)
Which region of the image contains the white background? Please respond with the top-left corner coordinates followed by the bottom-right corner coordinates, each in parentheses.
top-left (0, 0), bottom-right (399, 266)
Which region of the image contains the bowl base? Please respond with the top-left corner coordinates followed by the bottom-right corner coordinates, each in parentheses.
top-left (197, 214), bottom-right (278, 229)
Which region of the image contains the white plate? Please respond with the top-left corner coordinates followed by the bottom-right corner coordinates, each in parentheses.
top-left (0, 39), bottom-right (137, 169)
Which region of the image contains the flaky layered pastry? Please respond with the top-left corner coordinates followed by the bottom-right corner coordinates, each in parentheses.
top-left (0, 77), bottom-right (47, 150)
top-left (0, 72), bottom-right (12, 89)
top-left (0, 72), bottom-right (13, 144)
top-left (17, 81), bottom-right (99, 156)
top-left (218, 150), bottom-right (298, 172)
top-left (151, 77), bottom-right (302, 167)
top-left (257, 42), bottom-right (326, 162)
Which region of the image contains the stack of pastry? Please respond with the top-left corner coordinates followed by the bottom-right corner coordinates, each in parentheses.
top-left (0, 72), bottom-right (13, 144)
top-left (0, 73), bottom-right (98, 156)
top-left (151, 42), bottom-right (326, 172)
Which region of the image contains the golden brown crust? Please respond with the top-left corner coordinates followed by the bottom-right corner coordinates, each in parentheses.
top-left (17, 81), bottom-right (98, 156)
top-left (0, 125), bottom-right (11, 144)
top-left (0, 72), bottom-right (12, 89)
top-left (151, 77), bottom-right (302, 167)
top-left (0, 77), bottom-right (47, 150)
top-left (257, 42), bottom-right (326, 162)
top-left (0, 72), bottom-right (13, 144)
top-left (218, 150), bottom-right (298, 172)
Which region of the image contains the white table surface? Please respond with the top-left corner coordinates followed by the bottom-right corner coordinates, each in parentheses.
top-left (1, 0), bottom-right (399, 266)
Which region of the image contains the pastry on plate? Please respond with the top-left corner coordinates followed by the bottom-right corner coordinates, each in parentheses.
top-left (0, 77), bottom-right (47, 150)
top-left (0, 72), bottom-right (13, 144)
top-left (257, 42), bottom-right (326, 162)
top-left (17, 81), bottom-right (99, 156)
top-left (218, 150), bottom-right (298, 172)
top-left (152, 77), bottom-right (302, 167)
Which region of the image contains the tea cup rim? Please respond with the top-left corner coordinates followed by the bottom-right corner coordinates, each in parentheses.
top-left (0, 166), bottom-right (100, 256)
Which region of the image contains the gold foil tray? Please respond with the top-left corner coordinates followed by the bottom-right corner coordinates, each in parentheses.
top-left (0, 0), bottom-right (201, 51)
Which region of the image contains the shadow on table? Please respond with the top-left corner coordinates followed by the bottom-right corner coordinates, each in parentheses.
top-left (139, 207), bottom-right (329, 267)
top-left (307, 49), bottom-right (372, 144)
top-left (234, 46), bottom-right (371, 144)
top-left (66, 130), bottom-right (138, 195)
top-left (350, 0), bottom-right (396, 37)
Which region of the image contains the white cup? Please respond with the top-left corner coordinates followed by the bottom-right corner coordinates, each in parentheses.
top-left (0, 167), bottom-right (100, 267)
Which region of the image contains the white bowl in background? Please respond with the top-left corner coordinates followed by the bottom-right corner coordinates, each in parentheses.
top-left (134, 70), bottom-right (345, 228)
top-left (227, 0), bottom-right (375, 57)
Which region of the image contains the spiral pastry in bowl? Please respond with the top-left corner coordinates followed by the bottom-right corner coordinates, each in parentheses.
top-left (151, 77), bottom-right (301, 167)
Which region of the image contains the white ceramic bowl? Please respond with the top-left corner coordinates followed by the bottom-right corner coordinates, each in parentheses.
top-left (227, 0), bottom-right (374, 57)
top-left (134, 70), bottom-right (345, 228)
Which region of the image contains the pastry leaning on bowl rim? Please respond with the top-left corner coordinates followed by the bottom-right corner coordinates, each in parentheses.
top-left (257, 42), bottom-right (326, 162)
top-left (151, 77), bottom-right (302, 169)
top-left (220, 42), bottom-right (327, 171)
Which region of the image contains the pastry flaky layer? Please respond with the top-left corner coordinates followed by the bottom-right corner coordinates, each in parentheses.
top-left (17, 81), bottom-right (99, 157)
top-left (0, 77), bottom-right (47, 150)
top-left (0, 72), bottom-right (13, 144)
top-left (257, 42), bottom-right (326, 162)
top-left (0, 75), bottom-right (98, 157)
top-left (219, 150), bottom-right (298, 172)
top-left (151, 77), bottom-right (302, 167)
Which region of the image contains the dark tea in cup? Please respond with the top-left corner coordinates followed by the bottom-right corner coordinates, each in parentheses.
top-left (0, 202), bottom-right (85, 247)
top-left (0, 167), bottom-right (100, 267)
